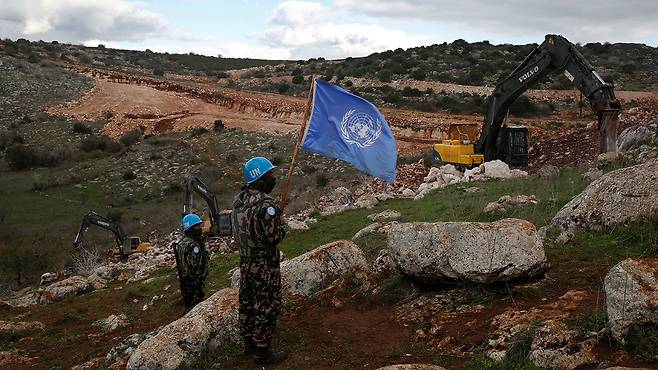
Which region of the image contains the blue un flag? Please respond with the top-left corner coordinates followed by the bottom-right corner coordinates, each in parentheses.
top-left (300, 79), bottom-right (397, 182)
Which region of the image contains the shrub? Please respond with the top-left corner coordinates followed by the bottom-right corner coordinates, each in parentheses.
top-left (122, 171), bottom-right (137, 180)
top-left (190, 127), bottom-right (208, 137)
top-left (213, 120), bottom-right (225, 132)
top-left (78, 53), bottom-right (92, 64)
top-left (216, 71), bottom-right (229, 79)
top-left (0, 130), bottom-right (24, 150)
top-left (277, 83), bottom-right (290, 94)
top-left (377, 69), bottom-right (392, 82)
top-left (153, 68), bottom-right (165, 76)
top-left (72, 122), bottom-right (92, 134)
top-left (80, 135), bottom-right (122, 152)
top-left (120, 130), bottom-right (142, 146)
top-left (316, 173), bottom-right (329, 188)
top-left (5, 144), bottom-right (67, 170)
top-left (292, 74), bottom-right (304, 84)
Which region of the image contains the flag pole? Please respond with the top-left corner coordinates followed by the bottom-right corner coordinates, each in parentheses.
top-left (279, 77), bottom-right (315, 212)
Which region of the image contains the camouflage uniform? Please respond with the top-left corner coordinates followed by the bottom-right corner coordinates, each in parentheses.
top-left (174, 236), bottom-right (209, 309)
top-left (232, 188), bottom-right (286, 348)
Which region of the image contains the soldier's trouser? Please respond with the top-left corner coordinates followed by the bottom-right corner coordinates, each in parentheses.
top-left (239, 260), bottom-right (281, 348)
top-left (180, 277), bottom-right (205, 309)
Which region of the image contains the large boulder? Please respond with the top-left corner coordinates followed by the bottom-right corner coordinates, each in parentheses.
top-left (126, 288), bottom-right (239, 370)
top-left (618, 121), bottom-right (658, 151)
top-left (480, 160), bottom-right (511, 179)
top-left (550, 160), bottom-right (658, 242)
top-left (231, 240), bottom-right (370, 298)
top-left (36, 276), bottom-right (92, 304)
top-left (604, 258), bottom-right (658, 340)
top-left (387, 218), bottom-right (547, 283)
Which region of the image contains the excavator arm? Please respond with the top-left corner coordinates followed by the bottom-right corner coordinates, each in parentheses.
top-left (73, 211), bottom-right (130, 255)
top-left (183, 175), bottom-right (232, 236)
top-left (476, 34), bottom-right (621, 165)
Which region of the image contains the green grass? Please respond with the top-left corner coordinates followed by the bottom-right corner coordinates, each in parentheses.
top-left (625, 324), bottom-right (658, 363)
top-left (0, 332), bottom-right (17, 351)
top-left (563, 311), bottom-right (608, 338)
top-left (281, 168), bottom-right (588, 257)
top-left (470, 329), bottom-right (543, 370)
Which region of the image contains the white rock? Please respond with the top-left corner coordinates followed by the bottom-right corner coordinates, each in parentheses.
top-left (510, 169), bottom-right (528, 178)
top-left (126, 288), bottom-right (240, 370)
top-left (387, 219), bottom-right (547, 283)
top-left (618, 123), bottom-right (658, 151)
top-left (231, 241), bottom-right (370, 298)
top-left (528, 320), bottom-right (597, 369)
top-left (94, 314), bottom-right (129, 333)
top-left (368, 209), bottom-right (402, 222)
top-left (37, 276), bottom-right (92, 304)
top-left (88, 273), bottom-right (108, 290)
top-left (352, 223), bottom-right (383, 240)
top-left (355, 194), bottom-right (379, 209)
top-left (550, 160), bottom-right (658, 242)
top-left (401, 189), bottom-right (416, 197)
top-left (480, 160), bottom-right (511, 179)
top-left (604, 258), bottom-right (658, 339)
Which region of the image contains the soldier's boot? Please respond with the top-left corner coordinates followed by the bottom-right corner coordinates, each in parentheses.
top-left (243, 336), bottom-right (256, 355)
top-left (253, 346), bottom-right (287, 365)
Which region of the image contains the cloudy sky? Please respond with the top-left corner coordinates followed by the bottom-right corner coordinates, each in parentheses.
top-left (1, 0), bottom-right (657, 60)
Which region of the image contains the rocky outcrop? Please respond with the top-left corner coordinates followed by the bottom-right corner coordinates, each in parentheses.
top-left (231, 240), bottom-right (370, 298)
top-left (37, 276), bottom-right (92, 304)
top-left (93, 314), bottom-right (129, 333)
top-left (126, 288), bottom-right (240, 370)
top-left (528, 320), bottom-right (597, 369)
top-left (368, 209), bottom-right (402, 222)
top-left (376, 365), bottom-right (446, 370)
top-left (483, 195), bottom-right (538, 213)
top-left (0, 320), bottom-right (45, 334)
top-left (387, 218), bottom-right (547, 283)
top-left (618, 121), bottom-right (658, 151)
top-left (550, 159), bottom-right (658, 242)
top-left (604, 258), bottom-right (658, 340)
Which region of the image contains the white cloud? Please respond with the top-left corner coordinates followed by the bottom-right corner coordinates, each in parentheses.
top-left (0, 0), bottom-right (167, 44)
top-left (259, 1), bottom-right (431, 59)
top-left (332, 0), bottom-right (658, 45)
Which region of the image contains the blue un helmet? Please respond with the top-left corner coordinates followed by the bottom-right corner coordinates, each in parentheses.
top-left (181, 214), bottom-right (203, 232)
top-left (243, 156), bottom-right (276, 184)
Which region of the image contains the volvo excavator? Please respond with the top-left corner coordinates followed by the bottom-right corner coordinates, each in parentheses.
top-left (72, 211), bottom-right (151, 257)
top-left (183, 174), bottom-right (232, 237)
top-left (433, 34), bottom-right (621, 167)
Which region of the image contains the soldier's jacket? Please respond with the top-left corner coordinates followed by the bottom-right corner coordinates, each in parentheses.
top-left (232, 188), bottom-right (286, 260)
top-left (174, 236), bottom-right (209, 280)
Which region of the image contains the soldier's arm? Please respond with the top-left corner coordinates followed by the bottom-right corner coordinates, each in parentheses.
top-left (257, 200), bottom-right (286, 245)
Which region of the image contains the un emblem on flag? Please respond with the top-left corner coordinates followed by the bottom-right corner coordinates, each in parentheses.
top-left (340, 110), bottom-right (382, 148)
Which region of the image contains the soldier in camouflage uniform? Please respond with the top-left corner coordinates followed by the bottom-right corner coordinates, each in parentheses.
top-left (175, 214), bottom-right (209, 311)
top-left (232, 156), bottom-right (287, 365)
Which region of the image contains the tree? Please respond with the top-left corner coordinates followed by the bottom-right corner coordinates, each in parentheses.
top-left (292, 74), bottom-right (304, 84)
top-left (377, 69), bottom-right (392, 83)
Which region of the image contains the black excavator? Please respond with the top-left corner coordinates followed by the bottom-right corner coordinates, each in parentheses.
top-left (183, 174), bottom-right (232, 237)
top-left (433, 34), bottom-right (621, 167)
top-left (73, 211), bottom-right (151, 257)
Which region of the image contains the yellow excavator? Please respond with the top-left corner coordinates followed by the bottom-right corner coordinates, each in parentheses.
top-left (433, 34), bottom-right (621, 167)
top-left (73, 211), bottom-right (151, 257)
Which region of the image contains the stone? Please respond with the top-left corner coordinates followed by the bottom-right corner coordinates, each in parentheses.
top-left (37, 276), bottom-right (92, 304)
top-left (537, 165), bottom-right (560, 179)
top-left (231, 241), bottom-right (370, 298)
top-left (604, 258), bottom-right (658, 340)
top-left (510, 169), bottom-right (528, 177)
top-left (582, 168), bottom-right (603, 182)
top-left (93, 314), bottom-right (129, 333)
top-left (528, 320), bottom-right (597, 369)
top-left (0, 320), bottom-right (45, 334)
top-left (387, 218), bottom-right (547, 283)
top-left (464, 187), bottom-right (483, 193)
top-left (480, 160), bottom-right (511, 179)
top-left (126, 288), bottom-right (240, 370)
top-left (39, 272), bottom-right (63, 286)
top-left (483, 195), bottom-right (538, 213)
top-left (355, 194), bottom-right (379, 209)
top-left (439, 164), bottom-right (462, 177)
top-left (372, 249), bottom-right (397, 277)
top-left (0, 350), bottom-right (35, 368)
top-left (376, 365), bottom-right (447, 370)
top-left (88, 273), bottom-right (108, 290)
top-left (352, 222), bottom-right (383, 240)
top-left (402, 188), bottom-right (416, 197)
top-left (368, 209), bottom-right (402, 222)
top-left (550, 160), bottom-right (658, 242)
top-left (286, 219), bottom-right (309, 230)
top-left (618, 122), bottom-right (658, 151)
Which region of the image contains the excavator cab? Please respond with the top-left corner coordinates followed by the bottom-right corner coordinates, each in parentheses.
top-left (495, 126), bottom-right (528, 167)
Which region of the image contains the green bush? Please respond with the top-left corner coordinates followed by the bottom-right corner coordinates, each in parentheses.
top-left (72, 122), bottom-right (92, 134)
top-left (120, 130), bottom-right (142, 146)
top-left (625, 323), bottom-right (658, 362)
top-left (106, 210), bottom-right (123, 223)
top-left (80, 135), bottom-right (122, 152)
top-left (153, 68), bottom-right (165, 76)
top-left (122, 171), bottom-right (137, 180)
top-left (213, 120), bottom-right (225, 132)
top-left (316, 173), bottom-right (329, 188)
top-left (0, 130), bottom-right (24, 150)
top-left (5, 144), bottom-right (67, 170)
top-left (292, 74), bottom-right (304, 84)
top-left (277, 83), bottom-right (290, 94)
top-left (190, 127), bottom-right (209, 137)
top-left (377, 69), bottom-right (392, 82)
